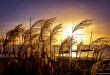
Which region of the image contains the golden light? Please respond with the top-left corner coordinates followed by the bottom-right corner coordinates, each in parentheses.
top-left (59, 19), bottom-right (96, 58)
top-left (62, 24), bottom-right (72, 40)
top-left (72, 45), bottom-right (77, 50)
top-left (60, 23), bottom-right (85, 58)
top-left (71, 52), bottom-right (79, 58)
top-left (73, 29), bottom-right (84, 43)
top-left (62, 23), bottom-right (84, 43)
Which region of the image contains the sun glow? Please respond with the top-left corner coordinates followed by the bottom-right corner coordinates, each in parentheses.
top-left (72, 45), bottom-right (77, 50)
top-left (71, 52), bottom-right (79, 58)
top-left (62, 23), bottom-right (84, 43)
top-left (61, 23), bottom-right (85, 58)
top-left (73, 30), bottom-right (84, 43)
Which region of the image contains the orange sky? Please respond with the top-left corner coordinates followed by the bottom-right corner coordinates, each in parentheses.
top-left (0, 0), bottom-right (110, 45)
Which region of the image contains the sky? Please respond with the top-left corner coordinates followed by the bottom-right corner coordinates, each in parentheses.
top-left (0, 0), bottom-right (110, 44)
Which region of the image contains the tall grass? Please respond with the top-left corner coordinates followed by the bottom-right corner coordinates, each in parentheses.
top-left (0, 18), bottom-right (110, 75)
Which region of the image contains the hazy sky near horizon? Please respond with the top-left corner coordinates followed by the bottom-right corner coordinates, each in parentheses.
top-left (0, 0), bottom-right (110, 44)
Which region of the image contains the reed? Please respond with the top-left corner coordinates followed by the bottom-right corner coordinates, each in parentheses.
top-left (0, 18), bottom-right (110, 75)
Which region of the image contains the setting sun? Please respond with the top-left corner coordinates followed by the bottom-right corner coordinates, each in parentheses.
top-left (62, 23), bottom-right (84, 44)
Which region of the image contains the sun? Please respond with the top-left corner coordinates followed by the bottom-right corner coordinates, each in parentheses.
top-left (61, 23), bottom-right (85, 58)
top-left (62, 23), bottom-right (84, 44)
top-left (62, 24), bottom-right (72, 40)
